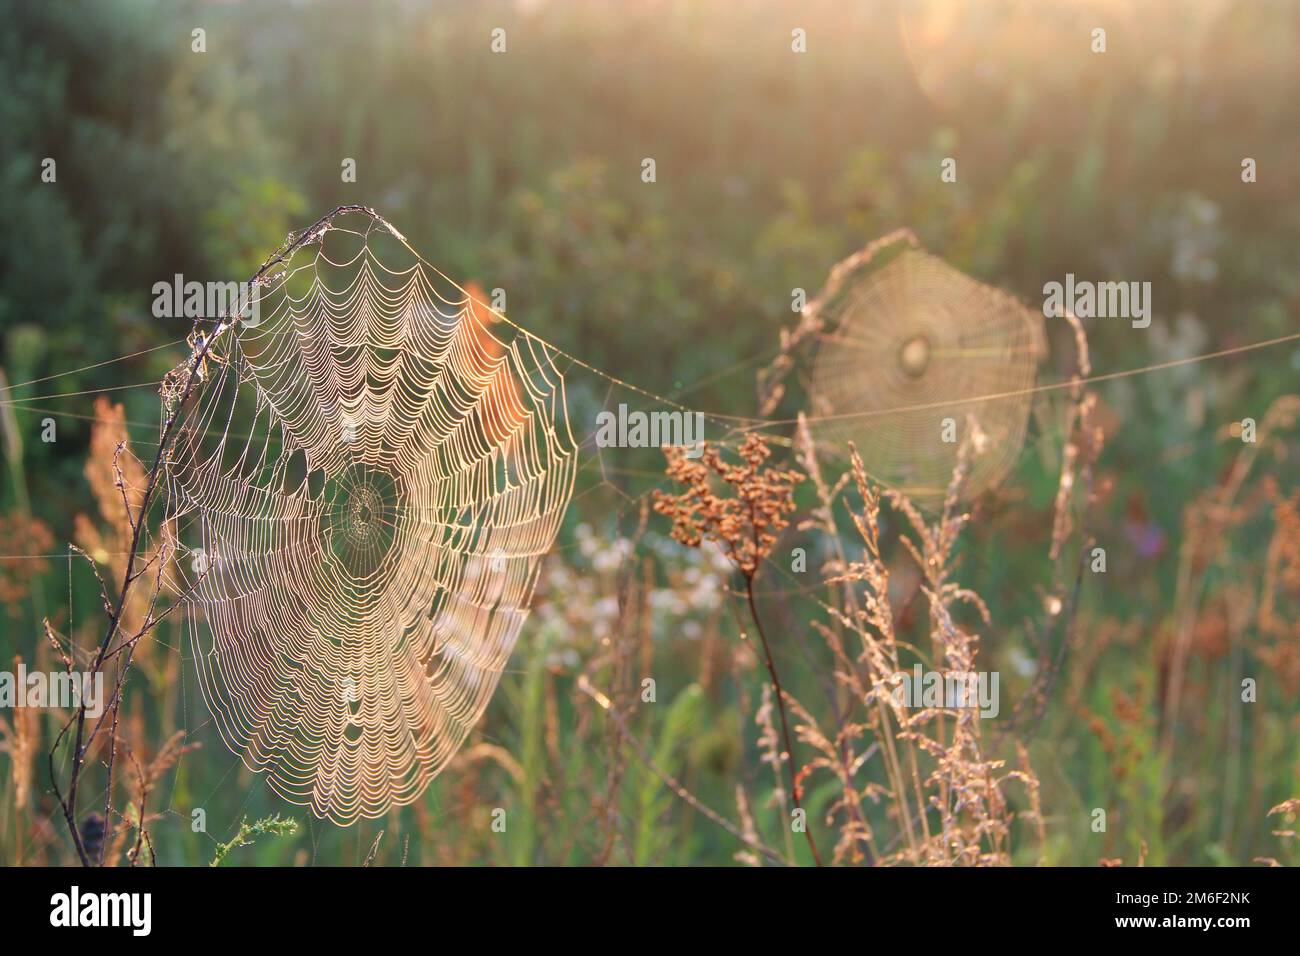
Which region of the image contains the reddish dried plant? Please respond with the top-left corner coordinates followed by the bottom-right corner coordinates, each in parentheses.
top-left (0, 514), bottom-right (54, 617)
top-left (74, 397), bottom-right (155, 650)
top-left (654, 434), bottom-right (822, 863)
top-left (652, 434), bottom-right (803, 580)
top-left (1258, 486), bottom-right (1300, 693)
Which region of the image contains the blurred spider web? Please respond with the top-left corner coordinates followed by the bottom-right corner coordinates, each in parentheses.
top-left (808, 243), bottom-right (1047, 507)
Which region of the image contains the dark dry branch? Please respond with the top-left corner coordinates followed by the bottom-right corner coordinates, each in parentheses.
top-left (49, 205), bottom-right (382, 865)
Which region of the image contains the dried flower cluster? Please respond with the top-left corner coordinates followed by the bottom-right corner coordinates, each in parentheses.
top-left (652, 434), bottom-right (803, 579)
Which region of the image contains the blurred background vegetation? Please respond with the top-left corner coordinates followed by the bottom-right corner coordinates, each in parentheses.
top-left (1, 0), bottom-right (1299, 865)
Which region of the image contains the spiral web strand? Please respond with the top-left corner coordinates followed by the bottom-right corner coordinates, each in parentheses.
top-left (163, 212), bottom-right (577, 824)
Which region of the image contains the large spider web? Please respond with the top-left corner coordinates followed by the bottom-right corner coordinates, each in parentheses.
top-left (162, 211), bottom-right (577, 825)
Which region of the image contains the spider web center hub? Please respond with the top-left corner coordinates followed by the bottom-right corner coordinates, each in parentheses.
top-left (322, 464), bottom-right (402, 579)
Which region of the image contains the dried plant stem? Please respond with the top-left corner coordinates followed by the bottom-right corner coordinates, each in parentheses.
top-left (745, 578), bottom-right (824, 867)
top-left (55, 445), bottom-right (163, 866)
top-left (51, 205), bottom-right (369, 866)
top-left (796, 418), bottom-right (921, 861)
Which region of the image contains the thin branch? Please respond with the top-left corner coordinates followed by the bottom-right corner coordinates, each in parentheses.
top-left (51, 204), bottom-right (375, 865)
top-left (745, 576), bottom-right (824, 866)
